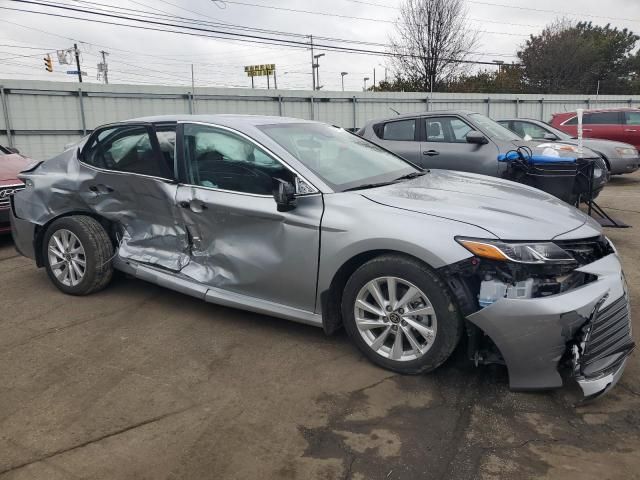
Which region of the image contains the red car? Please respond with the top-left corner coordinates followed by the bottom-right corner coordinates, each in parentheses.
top-left (550, 108), bottom-right (640, 150)
top-left (0, 144), bottom-right (30, 234)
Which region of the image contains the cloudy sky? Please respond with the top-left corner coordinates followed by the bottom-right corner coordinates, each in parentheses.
top-left (1, 0), bottom-right (640, 91)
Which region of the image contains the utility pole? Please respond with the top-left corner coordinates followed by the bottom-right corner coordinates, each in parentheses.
top-left (274, 68), bottom-right (278, 90)
top-left (373, 68), bottom-right (376, 91)
top-left (74, 43), bottom-right (82, 83)
top-left (191, 64), bottom-right (196, 113)
top-left (314, 53), bottom-right (325, 90)
top-left (99, 50), bottom-right (109, 84)
top-left (309, 35), bottom-right (315, 91)
top-left (341, 72), bottom-right (348, 92)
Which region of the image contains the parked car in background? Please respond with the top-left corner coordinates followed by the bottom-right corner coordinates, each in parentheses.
top-left (358, 110), bottom-right (608, 201)
top-left (498, 118), bottom-right (640, 175)
top-left (550, 108), bottom-right (640, 151)
top-left (0, 144), bottom-right (30, 234)
top-left (9, 114), bottom-right (633, 400)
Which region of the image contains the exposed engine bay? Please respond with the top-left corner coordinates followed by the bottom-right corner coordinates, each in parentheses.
top-left (440, 236), bottom-right (615, 366)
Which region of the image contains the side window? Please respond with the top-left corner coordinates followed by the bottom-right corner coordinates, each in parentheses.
top-left (515, 121), bottom-right (549, 139)
top-left (584, 112), bottom-right (621, 125)
top-left (155, 125), bottom-right (177, 174)
top-left (425, 117), bottom-right (472, 143)
top-left (625, 111), bottom-right (640, 125)
top-left (83, 125), bottom-right (172, 178)
top-left (382, 120), bottom-right (415, 141)
top-left (182, 123), bottom-right (293, 195)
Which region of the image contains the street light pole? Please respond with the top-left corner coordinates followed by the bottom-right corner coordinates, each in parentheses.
top-left (341, 72), bottom-right (348, 91)
top-left (363, 76), bottom-right (369, 91)
top-left (313, 53), bottom-right (325, 90)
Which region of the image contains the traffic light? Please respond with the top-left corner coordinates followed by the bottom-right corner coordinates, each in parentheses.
top-left (44, 54), bottom-right (53, 72)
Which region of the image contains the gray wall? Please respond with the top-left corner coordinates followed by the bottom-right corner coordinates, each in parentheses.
top-left (3, 79), bottom-right (640, 160)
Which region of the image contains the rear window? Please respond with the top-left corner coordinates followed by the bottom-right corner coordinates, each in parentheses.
top-left (584, 112), bottom-right (621, 125)
top-left (380, 119), bottom-right (415, 141)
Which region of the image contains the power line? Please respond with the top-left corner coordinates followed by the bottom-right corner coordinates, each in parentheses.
top-left (214, 0), bottom-right (531, 36)
top-left (4, 1), bottom-right (522, 65)
top-left (467, 0), bottom-right (640, 24)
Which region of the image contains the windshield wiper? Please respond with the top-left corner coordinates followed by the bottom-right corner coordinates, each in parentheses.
top-left (393, 171), bottom-right (426, 181)
top-left (342, 171), bottom-right (426, 192)
top-left (342, 181), bottom-right (397, 192)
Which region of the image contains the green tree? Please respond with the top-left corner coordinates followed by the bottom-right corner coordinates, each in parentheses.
top-left (443, 65), bottom-right (526, 93)
top-left (518, 20), bottom-right (638, 94)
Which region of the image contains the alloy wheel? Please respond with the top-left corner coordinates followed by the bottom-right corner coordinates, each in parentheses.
top-left (47, 229), bottom-right (87, 287)
top-left (354, 276), bottom-right (438, 361)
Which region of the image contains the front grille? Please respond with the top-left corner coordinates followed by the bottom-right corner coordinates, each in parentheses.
top-left (577, 295), bottom-right (634, 378)
top-left (0, 184), bottom-right (25, 208)
top-left (555, 236), bottom-right (613, 266)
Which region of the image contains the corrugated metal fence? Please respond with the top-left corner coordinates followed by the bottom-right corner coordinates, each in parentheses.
top-left (3, 79), bottom-right (640, 160)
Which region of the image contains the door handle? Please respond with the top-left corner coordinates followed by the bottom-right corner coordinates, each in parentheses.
top-left (423, 150), bottom-right (440, 156)
top-left (179, 200), bottom-right (207, 213)
top-left (88, 184), bottom-right (114, 194)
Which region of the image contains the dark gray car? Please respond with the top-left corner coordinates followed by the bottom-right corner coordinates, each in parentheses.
top-left (498, 118), bottom-right (640, 175)
top-left (10, 115), bottom-right (633, 399)
top-left (359, 110), bottom-right (609, 198)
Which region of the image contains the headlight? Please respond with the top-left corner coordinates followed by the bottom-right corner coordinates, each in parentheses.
top-left (456, 237), bottom-right (576, 264)
top-left (615, 146), bottom-right (638, 157)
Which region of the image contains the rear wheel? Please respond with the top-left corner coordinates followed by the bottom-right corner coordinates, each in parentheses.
top-left (43, 215), bottom-right (114, 295)
top-left (342, 254), bottom-right (463, 374)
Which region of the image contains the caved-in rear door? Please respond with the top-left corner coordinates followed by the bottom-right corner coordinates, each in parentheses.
top-left (79, 122), bottom-right (190, 271)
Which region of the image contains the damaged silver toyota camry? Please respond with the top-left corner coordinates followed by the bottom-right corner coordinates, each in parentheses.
top-left (10, 115), bottom-right (634, 400)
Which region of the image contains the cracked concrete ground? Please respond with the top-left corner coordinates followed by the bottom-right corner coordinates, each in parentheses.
top-left (1, 172), bottom-right (639, 480)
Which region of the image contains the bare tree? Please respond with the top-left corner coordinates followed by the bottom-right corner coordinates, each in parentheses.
top-left (389, 0), bottom-right (479, 92)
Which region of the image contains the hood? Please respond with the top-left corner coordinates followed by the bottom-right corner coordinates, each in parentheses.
top-left (362, 170), bottom-right (595, 240)
top-left (506, 139), bottom-right (601, 159)
top-left (0, 153), bottom-right (32, 182)
top-left (560, 137), bottom-right (636, 151)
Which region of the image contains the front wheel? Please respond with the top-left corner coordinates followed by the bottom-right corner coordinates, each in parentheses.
top-left (342, 254), bottom-right (463, 375)
top-left (43, 215), bottom-right (114, 295)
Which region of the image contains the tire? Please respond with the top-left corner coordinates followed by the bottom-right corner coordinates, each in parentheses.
top-left (43, 215), bottom-right (114, 295)
top-left (342, 254), bottom-right (463, 375)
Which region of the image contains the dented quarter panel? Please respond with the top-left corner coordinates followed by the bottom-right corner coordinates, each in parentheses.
top-left (15, 150), bottom-right (191, 271)
top-left (467, 253), bottom-right (626, 390)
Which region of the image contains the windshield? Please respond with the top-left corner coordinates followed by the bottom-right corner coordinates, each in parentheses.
top-left (542, 122), bottom-right (573, 140)
top-left (258, 123), bottom-right (418, 191)
top-left (469, 113), bottom-right (521, 142)
top-left (0, 144), bottom-right (9, 155)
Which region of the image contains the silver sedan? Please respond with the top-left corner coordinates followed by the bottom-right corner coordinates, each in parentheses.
top-left (498, 118), bottom-right (640, 175)
top-left (11, 115), bottom-right (633, 399)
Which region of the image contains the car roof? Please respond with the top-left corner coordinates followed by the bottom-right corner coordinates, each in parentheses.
top-left (552, 108), bottom-right (640, 117)
top-left (363, 109), bottom-right (478, 126)
top-left (127, 114), bottom-right (319, 128)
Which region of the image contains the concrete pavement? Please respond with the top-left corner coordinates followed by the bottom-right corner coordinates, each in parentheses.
top-left (1, 173), bottom-right (639, 479)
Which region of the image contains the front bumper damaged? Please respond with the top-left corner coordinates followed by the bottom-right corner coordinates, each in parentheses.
top-left (467, 253), bottom-right (634, 398)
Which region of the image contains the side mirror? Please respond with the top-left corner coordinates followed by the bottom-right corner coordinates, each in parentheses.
top-left (466, 130), bottom-right (488, 145)
top-left (543, 132), bottom-right (558, 141)
top-left (6, 146), bottom-right (20, 154)
top-left (273, 178), bottom-right (297, 212)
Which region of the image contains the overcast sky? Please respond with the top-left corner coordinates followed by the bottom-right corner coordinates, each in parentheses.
top-left (2, 0), bottom-right (640, 91)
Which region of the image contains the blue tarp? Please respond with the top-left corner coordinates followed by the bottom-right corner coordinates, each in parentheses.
top-left (497, 152), bottom-right (577, 164)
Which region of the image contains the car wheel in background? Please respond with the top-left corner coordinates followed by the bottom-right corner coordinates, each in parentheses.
top-left (342, 254), bottom-right (463, 374)
top-left (43, 215), bottom-right (114, 295)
